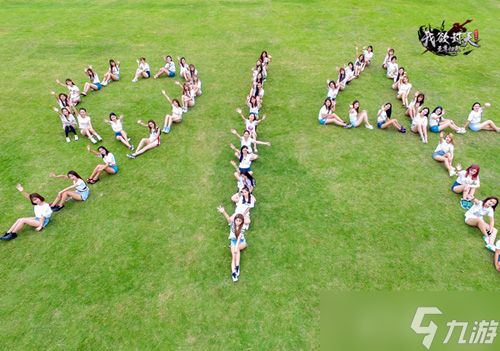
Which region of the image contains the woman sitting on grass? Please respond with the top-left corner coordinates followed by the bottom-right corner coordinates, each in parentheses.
top-left (51, 91), bottom-right (71, 110)
top-left (465, 196), bottom-right (498, 252)
top-left (451, 164), bottom-right (480, 209)
top-left (432, 132), bottom-right (456, 176)
top-left (411, 107), bottom-right (429, 143)
top-left (132, 57), bottom-right (151, 82)
top-left (317, 98), bottom-right (347, 127)
top-left (49, 171), bottom-right (89, 211)
top-left (230, 145), bottom-right (258, 174)
top-left (326, 80), bottom-right (340, 105)
top-left (103, 113), bottom-right (133, 150)
top-left (154, 55), bottom-right (176, 79)
top-left (77, 108), bottom-right (102, 144)
top-left (1, 185), bottom-right (52, 241)
top-left (247, 95), bottom-right (261, 115)
top-left (396, 76), bottom-right (412, 107)
top-left (347, 100), bottom-right (374, 129)
top-left (429, 106), bottom-right (465, 134)
top-left (231, 128), bottom-right (271, 155)
top-left (382, 48), bottom-right (395, 69)
top-left (127, 120), bottom-right (161, 159)
top-left (376, 103), bottom-right (406, 133)
top-left (175, 81), bottom-right (195, 113)
top-left (230, 186), bottom-right (256, 226)
top-left (463, 102), bottom-right (498, 132)
top-left (81, 66), bottom-right (102, 96)
top-left (236, 108), bottom-right (266, 139)
top-left (55, 79), bottom-right (81, 106)
top-left (217, 207), bottom-right (247, 282)
top-left (230, 160), bottom-right (256, 193)
top-left (51, 107), bottom-right (78, 143)
top-left (101, 59), bottom-right (120, 86)
top-left (87, 145), bottom-right (118, 183)
top-left (406, 92), bottom-right (425, 119)
top-left (386, 56), bottom-right (398, 80)
top-left (161, 90), bottom-right (183, 134)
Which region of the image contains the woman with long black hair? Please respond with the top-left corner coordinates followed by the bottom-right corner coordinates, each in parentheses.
top-left (49, 171), bottom-right (90, 211)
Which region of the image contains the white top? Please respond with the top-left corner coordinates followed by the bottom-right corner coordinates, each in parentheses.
top-left (412, 114), bottom-right (428, 128)
top-left (77, 115), bottom-right (91, 130)
top-left (465, 201), bottom-right (494, 220)
top-left (318, 105), bottom-right (330, 121)
top-left (237, 176), bottom-right (253, 191)
top-left (110, 120), bottom-right (123, 132)
top-left (149, 128), bottom-right (160, 143)
top-left (102, 153), bottom-right (116, 166)
top-left (179, 63), bottom-right (188, 75)
top-left (245, 120), bottom-right (258, 133)
top-left (429, 113), bottom-right (441, 127)
top-left (74, 178), bottom-right (88, 192)
top-left (68, 85), bottom-right (80, 100)
top-left (434, 140), bottom-right (454, 154)
top-left (112, 66), bottom-right (120, 75)
top-left (349, 109), bottom-right (358, 124)
top-left (377, 110), bottom-right (388, 124)
top-left (240, 137), bottom-right (256, 153)
top-left (398, 83), bottom-right (412, 95)
top-left (383, 54), bottom-right (391, 66)
top-left (249, 105), bottom-right (260, 114)
top-left (139, 62), bottom-right (150, 72)
top-left (165, 61), bottom-right (176, 72)
top-left (172, 105), bottom-right (183, 117)
top-left (467, 109), bottom-right (482, 124)
top-left (60, 113), bottom-right (76, 127)
top-left (363, 50), bottom-right (374, 61)
top-left (239, 154), bottom-right (253, 169)
top-left (228, 222), bottom-right (246, 241)
top-left (456, 170), bottom-right (480, 188)
top-left (91, 74), bottom-right (100, 84)
top-left (386, 62), bottom-right (398, 78)
top-left (327, 86), bottom-right (339, 99)
top-left (34, 203), bottom-right (52, 219)
top-left (234, 195), bottom-right (255, 215)
top-left (345, 67), bottom-right (354, 79)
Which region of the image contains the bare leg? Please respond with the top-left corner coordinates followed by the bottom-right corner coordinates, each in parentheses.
top-left (9, 217), bottom-right (42, 233)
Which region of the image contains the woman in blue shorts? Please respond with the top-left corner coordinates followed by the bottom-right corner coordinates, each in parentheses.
top-left (432, 132), bottom-right (456, 176)
top-left (217, 207), bottom-right (247, 282)
top-left (154, 55), bottom-right (176, 79)
top-left (87, 145), bottom-right (118, 184)
top-left (103, 112), bottom-right (133, 150)
top-left (429, 106), bottom-right (465, 134)
top-left (101, 59), bottom-right (120, 86)
top-left (1, 184), bottom-right (52, 241)
top-left (376, 103), bottom-right (406, 133)
top-left (49, 171), bottom-right (90, 211)
top-left (318, 98), bottom-right (347, 127)
top-left (81, 66), bottom-right (102, 96)
top-left (463, 102), bottom-right (499, 132)
top-left (132, 57), bottom-right (151, 82)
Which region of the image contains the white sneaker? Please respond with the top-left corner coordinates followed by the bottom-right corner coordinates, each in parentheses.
top-left (90, 137), bottom-right (97, 144)
top-left (66, 137), bottom-right (71, 143)
top-left (74, 135), bottom-right (79, 141)
top-left (365, 125), bottom-right (374, 130)
top-left (96, 135), bottom-right (102, 141)
top-left (231, 272), bottom-right (238, 282)
top-left (457, 128), bottom-right (466, 134)
top-left (132, 78), bottom-right (138, 83)
top-left (182, 107), bottom-right (188, 113)
top-left (486, 244), bottom-right (496, 252)
top-left (101, 81), bottom-right (108, 86)
top-left (449, 168), bottom-right (456, 177)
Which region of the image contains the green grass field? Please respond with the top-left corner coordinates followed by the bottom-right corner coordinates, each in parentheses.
top-left (0, 0), bottom-right (499, 349)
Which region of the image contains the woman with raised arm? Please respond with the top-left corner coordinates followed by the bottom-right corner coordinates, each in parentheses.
top-left (77, 107), bottom-right (102, 144)
top-left (391, 67), bottom-right (405, 90)
top-left (345, 62), bottom-right (357, 82)
top-left (249, 81), bottom-right (265, 103)
top-left (382, 48), bottom-right (394, 69)
top-left (347, 100), bottom-right (374, 129)
top-left (86, 145), bottom-right (118, 184)
top-left (247, 95), bottom-right (261, 115)
top-left (174, 81), bottom-right (195, 113)
top-left (230, 186), bottom-right (256, 226)
top-left (127, 120), bottom-right (161, 159)
top-left (230, 160), bottom-right (256, 193)
top-left (354, 47), bottom-right (366, 76)
top-left (49, 171), bottom-right (90, 211)
top-left (363, 45), bottom-right (374, 65)
top-left (465, 197), bottom-right (498, 252)
top-left (51, 107), bottom-right (78, 143)
top-left (184, 64), bottom-right (198, 82)
top-left (231, 128), bottom-right (271, 155)
top-left (1, 185), bottom-right (52, 241)
top-left (411, 107), bottom-right (429, 143)
top-left (451, 164), bottom-right (480, 209)
top-left (154, 55), bottom-right (176, 79)
top-left (464, 102), bottom-right (498, 132)
top-left (55, 79), bottom-right (81, 106)
top-left (396, 76), bottom-right (412, 107)
top-left (236, 108), bottom-right (266, 139)
top-left (161, 90), bottom-right (183, 134)
top-left (51, 91), bottom-right (71, 109)
top-left (406, 92), bottom-right (425, 119)
top-left (376, 103), bottom-right (406, 133)
top-left (132, 57), bottom-right (151, 82)
top-left (386, 56), bottom-right (398, 80)
top-left (103, 112), bottom-right (133, 150)
top-left (81, 66), bottom-right (102, 96)
top-left (230, 144), bottom-right (258, 174)
top-left (432, 132), bottom-right (456, 176)
top-left (317, 98), bottom-right (348, 127)
top-left (101, 59), bottom-right (120, 86)
top-left (178, 56), bottom-right (189, 80)
top-left (326, 80), bottom-right (340, 106)
top-left (191, 75), bottom-right (202, 97)
top-left (429, 106), bottom-right (466, 134)
top-left (217, 207), bottom-right (247, 282)
top-left (260, 50), bottom-right (272, 66)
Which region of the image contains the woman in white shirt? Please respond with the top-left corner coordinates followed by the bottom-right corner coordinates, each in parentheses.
top-left (451, 164), bottom-right (480, 206)
top-left (81, 66), bottom-right (102, 96)
top-left (231, 186), bottom-right (256, 225)
top-left (326, 80), bottom-right (340, 103)
top-left (51, 107), bottom-right (78, 142)
top-left (382, 48), bottom-right (394, 69)
top-left (77, 108), bottom-right (102, 144)
top-left (51, 91), bottom-right (71, 109)
top-left (247, 95), bottom-right (261, 116)
top-left (49, 171), bottom-right (90, 211)
top-left (376, 103), bottom-right (406, 133)
top-left (396, 76), bottom-right (412, 107)
top-left (347, 100), bottom-right (374, 129)
top-left (103, 113), bottom-right (133, 150)
top-left (236, 108), bottom-right (266, 139)
top-left (344, 62), bottom-right (357, 83)
top-left (429, 106), bottom-right (465, 134)
top-left (411, 107), bottom-right (429, 143)
top-left (317, 98), bottom-right (348, 127)
top-left (354, 47), bottom-right (366, 76)
top-left (101, 59), bottom-right (120, 86)
top-left (465, 197), bottom-right (498, 251)
top-left (230, 160), bottom-right (256, 193)
top-left (154, 55), bottom-right (176, 79)
top-left (217, 207), bottom-right (247, 282)
top-left (178, 56), bottom-right (189, 80)
top-left (87, 145), bottom-right (119, 183)
top-left (230, 145), bottom-right (258, 174)
top-left (386, 56), bottom-right (398, 80)
top-left (132, 57), bottom-right (151, 82)
top-left (432, 132), bottom-right (456, 176)
top-left (175, 81), bottom-right (195, 113)
top-left (391, 67), bottom-right (405, 90)
top-left (463, 102), bottom-right (498, 132)
top-left (406, 92), bottom-right (425, 119)
top-left (192, 75), bottom-right (202, 97)
top-left (336, 67), bottom-right (347, 90)
top-left (1, 185), bottom-right (52, 241)
top-left (55, 79), bottom-right (81, 106)
top-left (363, 45), bottom-right (374, 65)
top-left (231, 128), bottom-right (271, 155)
top-left (127, 120), bottom-right (161, 159)
top-left (161, 90), bottom-right (183, 134)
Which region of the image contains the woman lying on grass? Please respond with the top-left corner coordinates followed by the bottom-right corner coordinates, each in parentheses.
top-left (217, 208), bottom-right (247, 282)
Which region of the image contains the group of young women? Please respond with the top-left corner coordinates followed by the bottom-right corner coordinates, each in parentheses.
top-left (3, 55), bottom-right (202, 241)
top-left (217, 51), bottom-right (272, 282)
